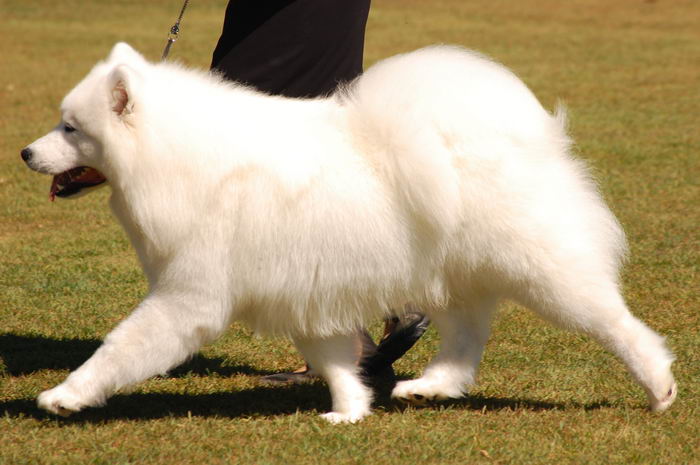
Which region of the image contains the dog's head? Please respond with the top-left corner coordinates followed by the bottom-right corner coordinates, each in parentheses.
top-left (21, 43), bottom-right (146, 200)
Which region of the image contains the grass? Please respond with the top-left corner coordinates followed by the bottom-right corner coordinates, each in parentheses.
top-left (1, 0), bottom-right (698, 463)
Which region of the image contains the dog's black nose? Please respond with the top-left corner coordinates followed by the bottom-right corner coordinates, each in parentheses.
top-left (20, 148), bottom-right (33, 162)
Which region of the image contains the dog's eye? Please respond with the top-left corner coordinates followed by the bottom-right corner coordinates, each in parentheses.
top-left (64, 123), bottom-right (76, 133)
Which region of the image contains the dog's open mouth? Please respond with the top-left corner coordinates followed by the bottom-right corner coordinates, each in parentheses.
top-left (50, 167), bottom-right (107, 201)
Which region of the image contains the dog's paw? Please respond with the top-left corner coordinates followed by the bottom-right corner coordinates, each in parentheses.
top-left (320, 410), bottom-right (370, 424)
top-left (391, 379), bottom-right (462, 406)
top-left (37, 385), bottom-right (86, 417)
top-left (649, 381), bottom-right (677, 413)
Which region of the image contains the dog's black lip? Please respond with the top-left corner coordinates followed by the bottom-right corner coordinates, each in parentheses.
top-left (55, 183), bottom-right (85, 198)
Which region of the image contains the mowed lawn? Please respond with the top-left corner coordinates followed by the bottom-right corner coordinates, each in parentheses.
top-left (1, 0), bottom-right (698, 463)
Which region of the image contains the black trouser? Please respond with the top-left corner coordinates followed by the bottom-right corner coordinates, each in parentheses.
top-left (210, 0), bottom-right (371, 98)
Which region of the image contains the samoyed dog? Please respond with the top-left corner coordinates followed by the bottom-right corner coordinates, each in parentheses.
top-left (22, 43), bottom-right (676, 423)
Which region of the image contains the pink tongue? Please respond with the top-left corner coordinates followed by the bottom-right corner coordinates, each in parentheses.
top-left (49, 174), bottom-right (64, 202)
top-left (48, 167), bottom-right (108, 202)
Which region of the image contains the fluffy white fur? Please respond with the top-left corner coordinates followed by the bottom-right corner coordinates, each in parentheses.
top-left (23, 43), bottom-right (676, 423)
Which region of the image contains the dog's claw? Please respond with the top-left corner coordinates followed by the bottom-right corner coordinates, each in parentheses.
top-left (54, 404), bottom-right (77, 417)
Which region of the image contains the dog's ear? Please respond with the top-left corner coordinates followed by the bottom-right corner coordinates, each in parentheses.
top-left (107, 64), bottom-right (139, 117)
top-left (108, 42), bottom-right (146, 66)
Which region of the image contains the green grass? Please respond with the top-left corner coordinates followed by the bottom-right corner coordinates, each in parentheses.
top-left (1, 0), bottom-right (698, 463)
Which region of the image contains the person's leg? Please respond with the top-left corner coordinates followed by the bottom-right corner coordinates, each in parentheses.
top-left (211, 0), bottom-right (370, 98)
top-left (211, 0), bottom-right (431, 385)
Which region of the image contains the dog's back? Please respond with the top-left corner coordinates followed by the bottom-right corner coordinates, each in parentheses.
top-left (340, 47), bottom-right (625, 302)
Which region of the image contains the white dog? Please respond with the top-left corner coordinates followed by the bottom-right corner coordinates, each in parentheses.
top-left (22, 43), bottom-right (676, 423)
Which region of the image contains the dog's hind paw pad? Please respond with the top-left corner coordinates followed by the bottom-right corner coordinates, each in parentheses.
top-left (649, 381), bottom-right (677, 413)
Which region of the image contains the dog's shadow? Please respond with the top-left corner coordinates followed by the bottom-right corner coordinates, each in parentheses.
top-left (0, 332), bottom-right (331, 421)
top-left (0, 385), bottom-right (335, 423)
top-left (0, 333), bottom-right (266, 377)
top-left (0, 333), bottom-right (610, 423)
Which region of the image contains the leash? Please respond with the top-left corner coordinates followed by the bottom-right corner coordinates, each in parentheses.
top-left (161, 0), bottom-right (191, 60)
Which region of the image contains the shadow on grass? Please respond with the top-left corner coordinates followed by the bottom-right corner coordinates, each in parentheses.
top-left (0, 333), bottom-right (611, 423)
top-left (0, 383), bottom-right (334, 423)
top-left (0, 333), bottom-right (270, 377)
top-left (0, 385), bottom-right (611, 424)
top-left (421, 394), bottom-right (612, 413)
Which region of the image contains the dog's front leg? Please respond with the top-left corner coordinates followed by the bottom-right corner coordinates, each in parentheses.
top-left (37, 293), bottom-right (225, 416)
top-left (294, 334), bottom-right (373, 424)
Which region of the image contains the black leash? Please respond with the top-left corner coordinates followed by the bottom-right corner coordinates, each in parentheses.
top-left (162, 0), bottom-right (190, 60)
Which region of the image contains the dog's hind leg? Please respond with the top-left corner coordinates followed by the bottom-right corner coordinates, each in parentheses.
top-left (516, 277), bottom-right (677, 412)
top-left (294, 334), bottom-right (373, 423)
top-left (392, 298), bottom-right (497, 405)
top-left (37, 293), bottom-right (229, 416)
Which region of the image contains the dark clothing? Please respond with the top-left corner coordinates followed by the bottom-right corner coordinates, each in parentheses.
top-left (210, 0), bottom-right (371, 98)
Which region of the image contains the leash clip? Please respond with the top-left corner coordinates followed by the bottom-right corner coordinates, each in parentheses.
top-left (161, 0), bottom-right (190, 61)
